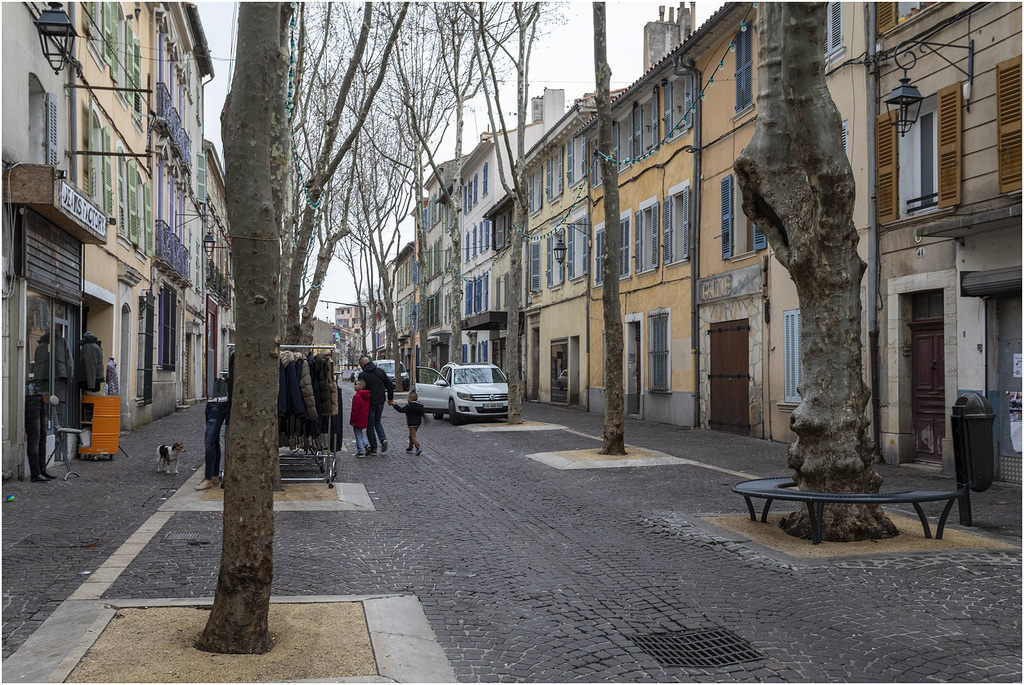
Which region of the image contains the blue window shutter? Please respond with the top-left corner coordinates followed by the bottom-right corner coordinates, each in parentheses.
top-left (530, 241), bottom-right (541, 291)
top-left (651, 202), bottom-right (659, 267)
top-left (620, 217), bottom-right (630, 277)
top-left (784, 309), bottom-right (802, 402)
top-left (651, 88), bottom-right (659, 146)
top-left (485, 219), bottom-right (490, 250)
top-left (683, 75), bottom-right (695, 131)
top-left (567, 139), bottom-right (575, 184)
top-left (475, 277), bottom-right (482, 312)
top-left (721, 175), bottom-right (734, 259)
top-left (753, 223), bottom-right (767, 250)
top-left (482, 340), bottom-right (488, 361)
top-left (557, 146), bottom-right (564, 195)
top-left (582, 218), bottom-right (590, 276)
top-left (567, 222), bottom-right (576, 279)
top-left (681, 186), bottom-right (690, 261)
top-left (546, 236), bottom-right (553, 287)
top-left (484, 274), bottom-right (489, 309)
top-left (465, 232), bottom-right (470, 262)
top-left (595, 229), bottom-right (604, 285)
top-left (483, 163), bottom-right (488, 195)
top-left (463, 343), bottom-right (468, 361)
top-left (664, 81), bottom-right (674, 136)
top-left (538, 166), bottom-right (544, 208)
top-left (529, 173), bottom-right (535, 212)
top-left (663, 197), bottom-right (673, 263)
top-left (633, 105), bottom-right (642, 158)
top-left (634, 211), bottom-right (642, 272)
top-left (466, 282), bottom-right (472, 316)
top-left (474, 174), bottom-right (478, 204)
top-left (546, 156), bottom-right (553, 200)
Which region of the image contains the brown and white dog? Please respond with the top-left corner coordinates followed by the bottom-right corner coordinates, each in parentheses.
top-left (157, 442), bottom-right (186, 474)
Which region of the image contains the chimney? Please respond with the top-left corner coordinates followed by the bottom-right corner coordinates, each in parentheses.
top-left (531, 96), bottom-right (544, 124)
top-left (540, 88), bottom-right (565, 133)
top-left (679, 2), bottom-right (693, 38)
top-left (669, 6), bottom-right (675, 23)
top-left (643, 7), bottom-right (682, 71)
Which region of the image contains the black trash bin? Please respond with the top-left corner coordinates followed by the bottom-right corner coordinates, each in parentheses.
top-left (951, 391), bottom-right (996, 493)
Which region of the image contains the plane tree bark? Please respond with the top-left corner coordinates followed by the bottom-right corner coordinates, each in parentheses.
top-left (592, 2), bottom-right (625, 455)
top-left (733, 2), bottom-right (896, 542)
top-left (196, 2), bottom-right (285, 654)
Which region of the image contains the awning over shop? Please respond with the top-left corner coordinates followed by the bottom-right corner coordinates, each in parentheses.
top-left (464, 310), bottom-right (508, 331)
top-left (961, 266), bottom-right (1022, 298)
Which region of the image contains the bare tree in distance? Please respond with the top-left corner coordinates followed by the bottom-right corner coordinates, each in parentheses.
top-left (734, 3), bottom-right (896, 542)
top-left (196, 2), bottom-right (287, 655)
top-left (283, 2), bottom-right (409, 345)
top-left (476, 1), bottom-right (542, 425)
top-left (353, 119), bottom-right (415, 384)
top-left (591, 2), bottom-right (626, 454)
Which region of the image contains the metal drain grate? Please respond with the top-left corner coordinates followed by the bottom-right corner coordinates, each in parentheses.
top-left (164, 532), bottom-right (200, 541)
top-left (631, 629), bottom-right (764, 668)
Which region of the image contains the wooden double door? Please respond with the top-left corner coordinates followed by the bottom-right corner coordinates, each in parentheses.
top-left (709, 319), bottom-right (750, 435)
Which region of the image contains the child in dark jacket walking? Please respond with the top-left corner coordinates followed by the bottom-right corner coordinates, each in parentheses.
top-left (392, 391), bottom-right (425, 455)
top-left (350, 380), bottom-right (371, 457)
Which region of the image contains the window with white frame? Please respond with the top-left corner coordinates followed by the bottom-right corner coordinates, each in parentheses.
top-left (546, 234), bottom-right (563, 288)
top-left (825, 2), bottom-right (842, 58)
top-left (899, 96), bottom-right (939, 214)
top-left (663, 184), bottom-right (690, 264)
top-left (720, 174), bottom-right (766, 259)
top-left (783, 309), bottom-right (803, 403)
top-left (635, 201), bottom-right (660, 273)
top-left (566, 215), bottom-right (589, 280)
top-left (649, 312), bottom-right (670, 392)
top-left (664, 73), bottom-right (696, 139)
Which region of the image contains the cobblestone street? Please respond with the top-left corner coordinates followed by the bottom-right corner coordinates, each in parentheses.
top-left (3, 387), bottom-right (1021, 682)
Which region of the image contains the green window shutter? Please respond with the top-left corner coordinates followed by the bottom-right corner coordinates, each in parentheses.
top-left (117, 156), bottom-right (126, 236)
top-left (196, 152), bottom-right (207, 204)
top-left (133, 37), bottom-right (142, 116)
top-left (102, 127), bottom-right (113, 215)
top-left (127, 160), bottom-right (139, 244)
top-left (143, 182), bottom-right (152, 256)
top-left (105, 4), bottom-right (117, 79)
top-left (85, 98), bottom-right (94, 196)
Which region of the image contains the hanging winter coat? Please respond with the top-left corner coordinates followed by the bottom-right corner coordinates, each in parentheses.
top-left (315, 354), bottom-right (333, 414)
top-left (77, 332), bottom-right (104, 391)
top-left (295, 354), bottom-right (318, 420)
top-left (328, 358), bottom-right (339, 416)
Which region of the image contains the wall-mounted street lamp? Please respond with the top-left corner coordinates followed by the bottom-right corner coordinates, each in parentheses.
top-left (553, 228), bottom-right (568, 266)
top-left (885, 37), bottom-right (974, 137)
top-left (34, 3), bottom-right (77, 74)
top-left (202, 232), bottom-right (219, 259)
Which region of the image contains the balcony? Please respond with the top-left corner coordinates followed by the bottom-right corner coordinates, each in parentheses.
top-left (155, 219), bottom-right (190, 283)
top-left (155, 82), bottom-right (191, 168)
top-left (206, 260), bottom-right (232, 303)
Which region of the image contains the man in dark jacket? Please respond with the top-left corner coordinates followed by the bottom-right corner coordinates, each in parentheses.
top-left (358, 356), bottom-right (394, 454)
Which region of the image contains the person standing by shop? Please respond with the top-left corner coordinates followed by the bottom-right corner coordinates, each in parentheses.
top-left (357, 356), bottom-right (394, 455)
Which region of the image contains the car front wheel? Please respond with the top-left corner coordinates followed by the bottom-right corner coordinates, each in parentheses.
top-left (448, 398), bottom-right (462, 426)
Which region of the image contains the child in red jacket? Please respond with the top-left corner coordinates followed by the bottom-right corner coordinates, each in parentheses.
top-left (350, 380), bottom-right (371, 457)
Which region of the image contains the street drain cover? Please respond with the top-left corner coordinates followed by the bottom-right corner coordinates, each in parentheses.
top-left (164, 532), bottom-right (200, 541)
top-left (632, 629), bottom-right (763, 668)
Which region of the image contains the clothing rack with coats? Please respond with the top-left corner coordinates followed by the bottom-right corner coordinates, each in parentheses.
top-left (277, 344), bottom-right (342, 488)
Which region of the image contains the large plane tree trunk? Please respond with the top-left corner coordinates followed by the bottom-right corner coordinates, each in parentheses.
top-left (593, 2), bottom-right (625, 455)
top-left (196, 2), bottom-right (284, 654)
top-left (734, 2), bottom-right (895, 542)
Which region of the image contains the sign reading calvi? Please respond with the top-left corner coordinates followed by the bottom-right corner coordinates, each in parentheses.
top-left (697, 263), bottom-right (762, 305)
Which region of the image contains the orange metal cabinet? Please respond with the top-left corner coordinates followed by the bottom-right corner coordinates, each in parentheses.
top-left (79, 396), bottom-right (119, 458)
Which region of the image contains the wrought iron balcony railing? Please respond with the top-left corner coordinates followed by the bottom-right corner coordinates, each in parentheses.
top-left (155, 218), bottom-right (190, 282)
top-left (156, 82), bottom-right (191, 168)
top-left (206, 260), bottom-right (232, 303)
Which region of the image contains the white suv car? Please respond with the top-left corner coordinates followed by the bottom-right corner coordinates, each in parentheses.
top-left (414, 363), bottom-right (508, 425)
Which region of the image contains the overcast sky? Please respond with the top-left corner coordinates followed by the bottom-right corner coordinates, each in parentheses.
top-left (195, 1), bottom-right (721, 319)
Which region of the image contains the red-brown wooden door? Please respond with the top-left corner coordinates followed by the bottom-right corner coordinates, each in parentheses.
top-left (709, 319), bottom-right (750, 435)
top-left (910, 320), bottom-right (945, 463)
